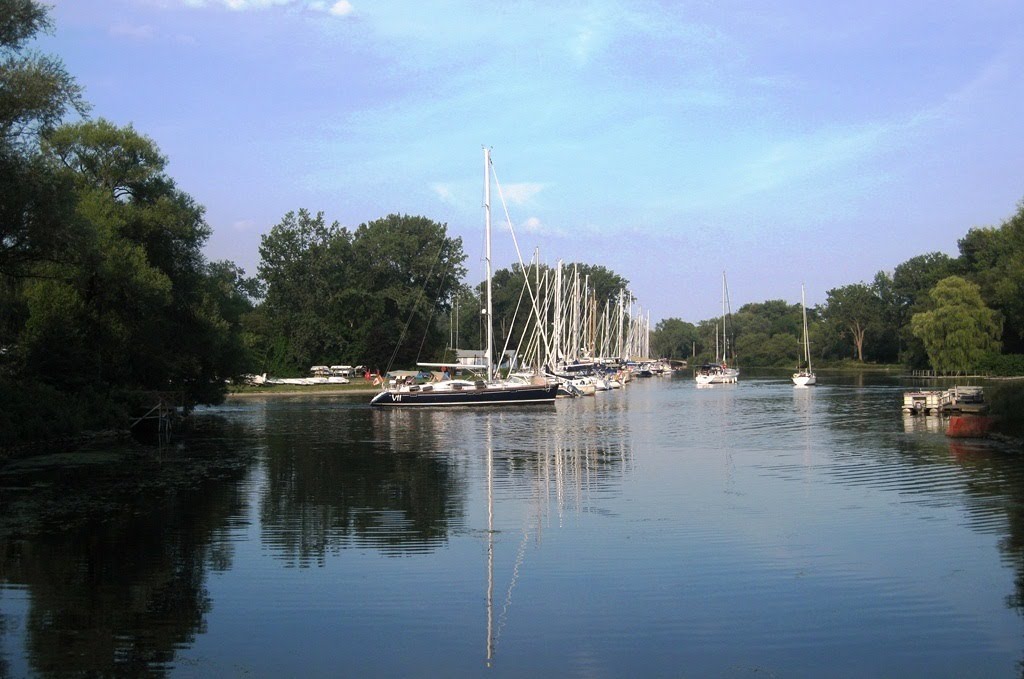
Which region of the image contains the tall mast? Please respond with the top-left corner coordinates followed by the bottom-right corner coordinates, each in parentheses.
top-left (720, 272), bottom-right (726, 363)
top-left (802, 283), bottom-right (812, 372)
top-left (617, 289), bottom-right (624, 358)
top-left (554, 260), bottom-right (562, 366)
top-left (536, 249), bottom-right (545, 371)
top-left (714, 281), bottom-right (720, 364)
top-left (646, 310), bottom-right (651, 359)
top-left (720, 272), bottom-right (729, 364)
top-left (484, 147), bottom-right (494, 382)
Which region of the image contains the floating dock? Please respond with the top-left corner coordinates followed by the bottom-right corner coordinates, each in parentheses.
top-left (902, 386), bottom-right (987, 416)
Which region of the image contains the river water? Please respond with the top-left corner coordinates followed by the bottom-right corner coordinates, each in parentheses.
top-left (2, 373), bottom-right (1024, 677)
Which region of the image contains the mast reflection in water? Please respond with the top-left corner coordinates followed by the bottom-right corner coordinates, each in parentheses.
top-left (5, 376), bottom-right (1024, 676)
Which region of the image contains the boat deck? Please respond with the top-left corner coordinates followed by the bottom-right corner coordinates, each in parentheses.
top-left (902, 386), bottom-right (987, 416)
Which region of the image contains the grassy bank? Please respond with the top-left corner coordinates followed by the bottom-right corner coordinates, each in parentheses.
top-left (227, 382), bottom-right (380, 397)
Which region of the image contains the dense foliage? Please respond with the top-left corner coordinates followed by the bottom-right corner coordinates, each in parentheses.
top-left (248, 211), bottom-right (466, 375)
top-left (1, 3), bottom-right (251, 443)
top-left (910, 276), bottom-right (1001, 375)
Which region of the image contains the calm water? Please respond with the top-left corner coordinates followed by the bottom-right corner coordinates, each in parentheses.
top-left (3, 374), bottom-right (1024, 677)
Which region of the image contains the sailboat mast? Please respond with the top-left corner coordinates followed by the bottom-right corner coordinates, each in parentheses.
top-left (720, 272), bottom-right (726, 363)
top-left (802, 284), bottom-right (812, 372)
top-left (715, 281), bottom-right (721, 363)
top-left (484, 147), bottom-right (494, 383)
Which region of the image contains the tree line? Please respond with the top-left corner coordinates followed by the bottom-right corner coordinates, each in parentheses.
top-left (651, 204), bottom-right (1024, 376)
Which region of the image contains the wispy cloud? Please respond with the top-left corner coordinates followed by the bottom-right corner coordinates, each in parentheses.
top-left (733, 47), bottom-right (1019, 203)
top-left (431, 183), bottom-right (456, 204)
top-left (496, 215), bottom-right (562, 238)
top-left (173, 0), bottom-right (353, 13)
top-left (926, 46), bottom-right (1019, 126)
top-left (569, 24), bottom-right (599, 66)
top-left (109, 22), bottom-right (156, 40)
top-left (523, 216), bottom-right (544, 233)
top-left (740, 122), bottom-right (893, 195)
top-left (494, 182), bottom-right (544, 206)
top-left (327, 1), bottom-right (353, 17)
top-left (519, 216), bottom-right (567, 237)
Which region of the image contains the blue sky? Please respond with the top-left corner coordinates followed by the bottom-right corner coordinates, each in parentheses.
top-left (43, 0), bottom-right (1024, 322)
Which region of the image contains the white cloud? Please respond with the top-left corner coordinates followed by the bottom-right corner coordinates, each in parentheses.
top-left (232, 219), bottom-right (257, 231)
top-left (506, 216), bottom-right (566, 237)
top-left (570, 25), bottom-right (597, 65)
top-left (496, 182), bottom-right (544, 206)
top-left (431, 183), bottom-right (456, 203)
top-left (169, 0), bottom-right (352, 11)
top-left (328, 1), bottom-right (353, 17)
top-left (109, 22), bottom-right (156, 40)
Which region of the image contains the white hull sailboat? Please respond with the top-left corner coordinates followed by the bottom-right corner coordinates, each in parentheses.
top-left (793, 284), bottom-right (816, 387)
top-left (696, 365), bottom-right (739, 385)
top-left (696, 272), bottom-right (739, 385)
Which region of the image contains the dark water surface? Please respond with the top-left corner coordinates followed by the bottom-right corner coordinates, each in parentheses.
top-left (3, 374), bottom-right (1024, 677)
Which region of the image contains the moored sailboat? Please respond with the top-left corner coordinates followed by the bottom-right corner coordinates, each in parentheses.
top-left (371, 148), bottom-right (558, 407)
top-left (695, 272), bottom-right (739, 385)
top-left (792, 284), bottom-right (816, 387)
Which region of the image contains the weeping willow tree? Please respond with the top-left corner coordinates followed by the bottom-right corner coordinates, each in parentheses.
top-left (910, 276), bottom-right (1002, 375)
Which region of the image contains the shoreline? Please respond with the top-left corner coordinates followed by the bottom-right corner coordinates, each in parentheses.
top-left (226, 385), bottom-right (381, 398)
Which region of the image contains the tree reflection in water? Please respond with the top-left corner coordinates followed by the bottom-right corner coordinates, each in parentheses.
top-left (0, 421), bottom-right (254, 677)
top-left (946, 439), bottom-right (1024, 678)
top-left (258, 403), bottom-right (467, 563)
top-left (256, 397), bottom-right (633, 576)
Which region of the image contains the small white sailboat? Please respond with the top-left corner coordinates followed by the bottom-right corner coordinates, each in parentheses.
top-left (793, 284), bottom-right (816, 387)
top-left (695, 272), bottom-right (739, 385)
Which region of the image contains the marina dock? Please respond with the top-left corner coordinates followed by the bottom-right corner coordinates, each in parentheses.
top-left (902, 386), bottom-right (987, 416)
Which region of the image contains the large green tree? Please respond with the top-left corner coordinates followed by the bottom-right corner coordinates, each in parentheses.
top-left (0, 0), bottom-right (87, 150)
top-left (2, 3), bottom-right (255, 442)
top-left (958, 200), bottom-right (1024, 352)
top-left (1, 0), bottom-right (88, 349)
top-left (822, 283), bottom-right (885, 361)
top-left (252, 212), bottom-right (467, 375)
top-left (651, 317), bottom-right (698, 360)
top-left (23, 119), bottom-right (241, 404)
top-left (348, 214), bottom-right (466, 370)
top-left (887, 252), bottom-right (957, 365)
top-left (732, 299), bottom-right (802, 364)
top-left (254, 208), bottom-right (351, 374)
top-left (910, 275), bottom-right (1001, 375)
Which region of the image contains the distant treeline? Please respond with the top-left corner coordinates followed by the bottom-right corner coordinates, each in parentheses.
top-left (651, 202), bottom-right (1024, 374)
top-left (2, 1), bottom-right (1021, 447)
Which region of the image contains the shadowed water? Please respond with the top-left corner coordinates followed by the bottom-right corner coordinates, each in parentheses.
top-left (2, 374), bottom-right (1024, 677)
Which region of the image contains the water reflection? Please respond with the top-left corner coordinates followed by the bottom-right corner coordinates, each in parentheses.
top-left (902, 413), bottom-right (946, 434)
top-left (0, 421), bottom-right (254, 677)
top-left (253, 396), bottom-right (633, 569)
top-left (5, 380), bottom-right (1024, 675)
top-left (259, 402), bottom-right (464, 562)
